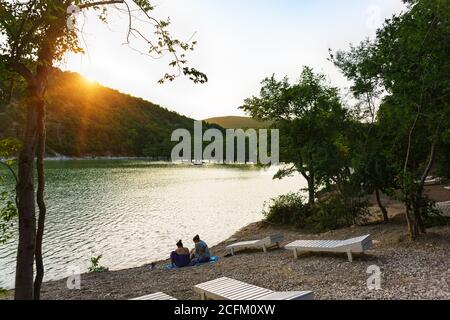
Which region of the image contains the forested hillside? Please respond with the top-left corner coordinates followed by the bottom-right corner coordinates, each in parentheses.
top-left (0, 69), bottom-right (219, 158)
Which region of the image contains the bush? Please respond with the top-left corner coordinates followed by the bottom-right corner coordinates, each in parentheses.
top-left (263, 193), bottom-right (313, 228)
top-left (307, 195), bottom-right (370, 233)
top-left (263, 192), bottom-right (370, 232)
top-left (0, 287), bottom-right (8, 297)
top-left (88, 255), bottom-right (109, 273)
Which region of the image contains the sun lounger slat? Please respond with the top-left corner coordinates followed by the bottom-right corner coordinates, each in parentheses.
top-left (206, 284), bottom-right (256, 296)
top-left (223, 288), bottom-right (269, 300)
top-left (318, 241), bottom-right (331, 248)
top-left (231, 292), bottom-right (274, 300)
top-left (196, 277), bottom-right (246, 291)
top-left (256, 291), bottom-right (314, 300)
top-left (226, 285), bottom-right (272, 298)
top-left (196, 279), bottom-right (234, 291)
top-left (195, 278), bottom-right (257, 293)
top-left (131, 292), bottom-right (177, 300)
top-left (227, 240), bottom-right (260, 248)
top-left (216, 288), bottom-right (253, 297)
top-left (197, 277), bottom-right (229, 286)
top-left (229, 288), bottom-right (273, 300)
top-left (194, 277), bottom-right (312, 301)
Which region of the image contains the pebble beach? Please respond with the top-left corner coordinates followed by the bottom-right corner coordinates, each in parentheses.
top-left (4, 188), bottom-right (450, 300)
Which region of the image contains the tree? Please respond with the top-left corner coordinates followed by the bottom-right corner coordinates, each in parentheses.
top-left (334, 0), bottom-right (450, 237)
top-left (0, 0), bottom-right (207, 300)
top-left (241, 67), bottom-right (351, 205)
top-left (374, 0), bottom-right (449, 239)
top-left (330, 42), bottom-right (395, 222)
top-left (347, 121), bottom-right (397, 222)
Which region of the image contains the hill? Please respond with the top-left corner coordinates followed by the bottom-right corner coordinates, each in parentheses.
top-left (0, 69), bottom-right (221, 158)
top-left (204, 116), bottom-right (268, 129)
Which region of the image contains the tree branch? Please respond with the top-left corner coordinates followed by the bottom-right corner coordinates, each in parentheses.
top-left (0, 160), bottom-right (18, 185)
top-left (79, 1), bottom-right (125, 9)
top-left (0, 160), bottom-right (18, 207)
top-left (419, 114), bottom-right (445, 189)
top-left (6, 60), bottom-right (34, 84)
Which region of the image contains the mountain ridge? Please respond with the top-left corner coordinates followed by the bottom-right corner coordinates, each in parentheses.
top-left (0, 69), bottom-right (222, 158)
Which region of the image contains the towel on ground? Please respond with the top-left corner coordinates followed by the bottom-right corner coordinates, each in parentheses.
top-left (163, 256), bottom-right (219, 270)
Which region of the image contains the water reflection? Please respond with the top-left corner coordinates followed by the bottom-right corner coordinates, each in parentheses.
top-left (0, 160), bottom-right (305, 288)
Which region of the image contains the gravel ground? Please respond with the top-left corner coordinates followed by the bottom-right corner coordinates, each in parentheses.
top-left (33, 214), bottom-right (449, 300)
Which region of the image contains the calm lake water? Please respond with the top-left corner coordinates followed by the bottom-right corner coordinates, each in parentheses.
top-left (0, 160), bottom-right (305, 289)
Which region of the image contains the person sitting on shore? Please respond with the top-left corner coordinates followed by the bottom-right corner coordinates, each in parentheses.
top-left (170, 240), bottom-right (191, 268)
top-left (190, 235), bottom-right (211, 265)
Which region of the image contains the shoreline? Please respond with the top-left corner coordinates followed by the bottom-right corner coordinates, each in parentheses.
top-left (43, 156), bottom-right (170, 161)
top-left (38, 215), bottom-right (450, 300)
top-left (3, 188), bottom-right (450, 300)
top-left (0, 161), bottom-right (296, 292)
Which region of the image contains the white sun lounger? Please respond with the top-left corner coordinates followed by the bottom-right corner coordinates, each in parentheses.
top-left (131, 292), bottom-right (177, 300)
top-left (226, 234), bottom-right (284, 255)
top-left (285, 234), bottom-right (372, 262)
top-left (435, 201), bottom-right (450, 217)
top-left (424, 178), bottom-right (442, 186)
top-left (194, 277), bottom-right (314, 300)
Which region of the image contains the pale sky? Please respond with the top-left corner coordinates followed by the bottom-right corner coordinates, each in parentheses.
top-left (63, 0), bottom-right (406, 120)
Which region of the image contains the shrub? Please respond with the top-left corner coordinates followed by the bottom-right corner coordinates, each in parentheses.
top-left (0, 287), bottom-right (8, 297)
top-left (263, 193), bottom-right (313, 228)
top-left (88, 255), bottom-right (109, 273)
top-left (263, 191), bottom-right (370, 232)
top-left (307, 195), bottom-right (370, 233)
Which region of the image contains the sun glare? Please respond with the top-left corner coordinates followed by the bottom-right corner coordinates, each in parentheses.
top-left (82, 75), bottom-right (97, 85)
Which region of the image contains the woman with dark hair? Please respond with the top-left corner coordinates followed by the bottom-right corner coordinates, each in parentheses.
top-left (170, 240), bottom-right (191, 268)
top-left (190, 235), bottom-right (210, 265)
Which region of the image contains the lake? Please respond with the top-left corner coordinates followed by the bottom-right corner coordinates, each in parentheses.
top-left (0, 160), bottom-right (305, 289)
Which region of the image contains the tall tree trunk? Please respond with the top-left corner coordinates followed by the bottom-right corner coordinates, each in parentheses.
top-left (7, 77), bottom-right (15, 104)
top-left (34, 101), bottom-right (46, 300)
top-left (14, 88), bottom-right (41, 300)
top-left (411, 139), bottom-right (438, 237)
top-left (15, 19), bottom-right (60, 298)
top-left (417, 206), bottom-right (426, 234)
top-left (299, 170), bottom-right (315, 206)
top-left (307, 174), bottom-right (315, 205)
top-left (375, 189), bottom-right (389, 222)
top-left (12, 11), bottom-right (62, 300)
top-left (406, 201), bottom-right (420, 240)
top-left (403, 107), bottom-right (420, 240)
top-left (405, 207), bottom-right (415, 240)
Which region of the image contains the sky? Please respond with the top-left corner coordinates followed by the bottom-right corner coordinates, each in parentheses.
top-left (63, 0), bottom-right (406, 120)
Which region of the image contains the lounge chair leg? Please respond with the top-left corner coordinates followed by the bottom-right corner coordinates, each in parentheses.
top-left (230, 248), bottom-right (234, 256)
top-left (200, 292), bottom-right (206, 300)
top-left (293, 249), bottom-right (298, 259)
top-left (262, 244), bottom-right (267, 253)
top-left (346, 250), bottom-right (353, 262)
